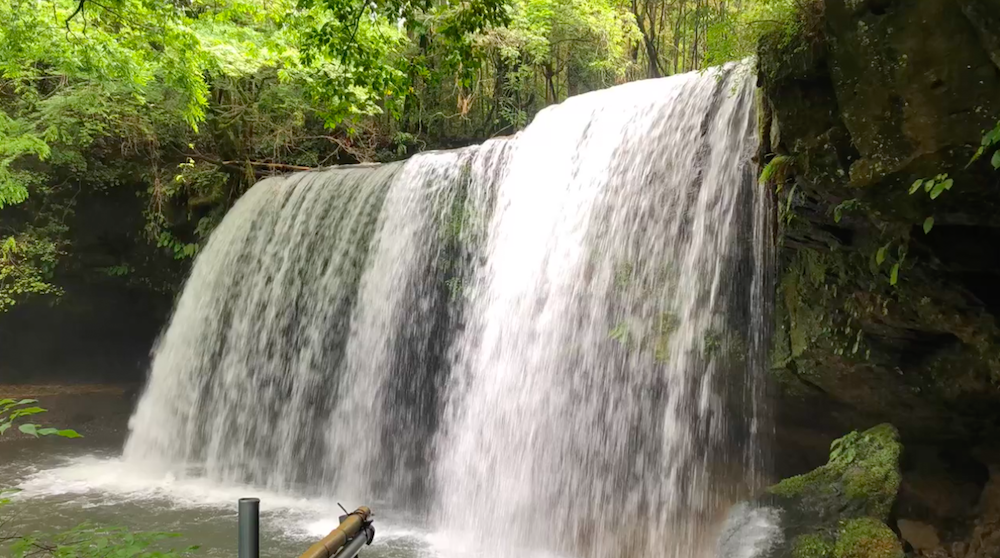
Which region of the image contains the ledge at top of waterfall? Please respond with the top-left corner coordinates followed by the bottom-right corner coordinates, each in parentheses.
top-left (125, 62), bottom-right (773, 558)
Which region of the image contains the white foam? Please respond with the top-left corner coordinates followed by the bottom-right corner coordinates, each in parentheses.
top-left (19, 456), bottom-right (326, 511)
top-left (10, 457), bottom-right (503, 557)
top-left (14, 457), bottom-right (413, 543)
top-left (715, 503), bottom-right (782, 558)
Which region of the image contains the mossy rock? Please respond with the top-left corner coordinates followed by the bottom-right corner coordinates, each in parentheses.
top-left (833, 518), bottom-right (904, 558)
top-left (750, 425), bottom-right (904, 558)
top-left (769, 423), bottom-right (901, 521)
top-left (792, 534), bottom-right (834, 558)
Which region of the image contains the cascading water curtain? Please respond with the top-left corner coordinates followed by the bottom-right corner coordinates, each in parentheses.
top-left (433, 64), bottom-right (766, 558)
top-left (125, 62), bottom-right (771, 558)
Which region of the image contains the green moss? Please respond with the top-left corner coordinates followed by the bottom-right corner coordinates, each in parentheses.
top-left (609, 321), bottom-right (630, 347)
top-left (653, 312), bottom-right (680, 362)
top-left (834, 518), bottom-right (903, 558)
top-left (768, 424), bottom-right (902, 521)
top-left (769, 462), bottom-right (837, 498)
top-left (771, 316), bottom-right (793, 369)
top-left (439, 183), bottom-right (470, 246)
top-left (793, 534), bottom-right (834, 558)
top-left (840, 425), bottom-right (902, 519)
top-left (773, 243), bottom-right (888, 386)
top-left (761, 155), bottom-right (797, 187)
top-left (780, 249), bottom-right (834, 359)
top-left (614, 261), bottom-right (634, 290)
top-left (771, 429), bottom-right (902, 558)
top-left (701, 327), bottom-right (748, 364)
top-left (802, 250), bottom-right (830, 288)
top-left (756, 0), bottom-right (825, 83)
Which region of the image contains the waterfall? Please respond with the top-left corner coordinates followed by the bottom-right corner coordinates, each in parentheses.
top-left (125, 63), bottom-right (770, 558)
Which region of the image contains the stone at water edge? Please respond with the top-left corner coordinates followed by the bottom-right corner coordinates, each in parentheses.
top-left (740, 424), bottom-right (905, 558)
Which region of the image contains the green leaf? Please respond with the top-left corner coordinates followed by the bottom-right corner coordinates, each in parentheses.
top-left (924, 179), bottom-right (935, 193)
top-left (0, 422), bottom-right (10, 434)
top-left (909, 179), bottom-right (923, 195)
top-left (992, 150), bottom-right (1000, 170)
top-left (37, 427), bottom-right (59, 436)
top-left (890, 263), bottom-right (900, 286)
top-left (1, 399), bottom-right (39, 414)
top-left (11, 406), bottom-right (46, 419)
top-left (988, 127), bottom-right (1000, 145)
top-left (930, 182), bottom-right (947, 199)
top-left (923, 216), bottom-right (934, 234)
top-left (876, 246), bottom-right (887, 266)
top-left (57, 428), bottom-right (82, 438)
top-left (18, 423), bottom-right (38, 436)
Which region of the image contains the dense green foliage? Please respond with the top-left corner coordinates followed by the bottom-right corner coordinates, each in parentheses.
top-left (0, 0), bottom-right (804, 309)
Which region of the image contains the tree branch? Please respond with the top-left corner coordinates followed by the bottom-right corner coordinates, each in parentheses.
top-left (65, 0), bottom-right (84, 30)
top-left (221, 160), bottom-right (316, 171)
top-left (186, 152), bottom-right (318, 174)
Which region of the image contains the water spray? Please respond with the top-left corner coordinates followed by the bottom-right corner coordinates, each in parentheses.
top-left (237, 499), bottom-right (375, 558)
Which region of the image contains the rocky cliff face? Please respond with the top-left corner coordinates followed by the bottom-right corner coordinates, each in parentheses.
top-left (0, 184), bottom-right (177, 384)
top-left (759, 0), bottom-right (1000, 555)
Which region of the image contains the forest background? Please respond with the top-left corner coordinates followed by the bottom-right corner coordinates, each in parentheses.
top-left (0, 0), bottom-right (810, 308)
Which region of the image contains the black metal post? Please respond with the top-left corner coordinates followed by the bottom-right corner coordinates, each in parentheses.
top-left (239, 498), bottom-right (260, 558)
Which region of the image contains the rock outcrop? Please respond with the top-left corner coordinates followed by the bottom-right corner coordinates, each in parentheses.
top-left (759, 0), bottom-right (1000, 555)
top-left (759, 424), bottom-right (904, 558)
top-left (759, 0), bottom-right (1000, 463)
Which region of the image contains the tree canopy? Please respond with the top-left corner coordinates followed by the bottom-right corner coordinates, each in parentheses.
top-left (0, 0), bottom-right (809, 309)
